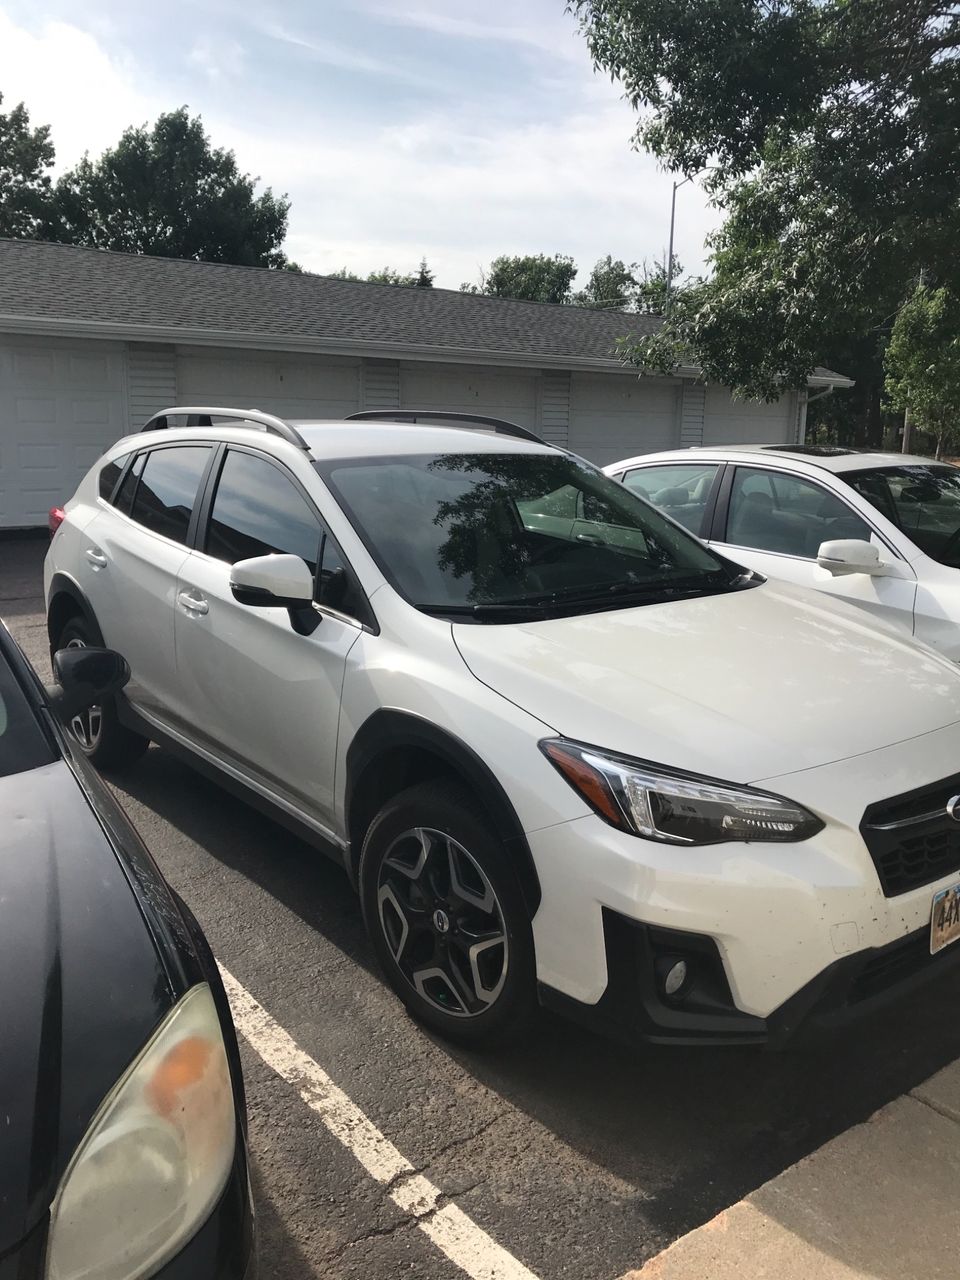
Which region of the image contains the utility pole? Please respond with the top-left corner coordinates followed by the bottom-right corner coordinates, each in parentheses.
top-left (665, 175), bottom-right (693, 314)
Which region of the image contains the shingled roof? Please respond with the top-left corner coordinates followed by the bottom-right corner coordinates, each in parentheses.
top-left (0, 239), bottom-right (850, 384)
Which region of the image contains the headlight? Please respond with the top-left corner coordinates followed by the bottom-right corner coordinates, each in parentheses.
top-left (541, 739), bottom-right (823, 845)
top-left (46, 984), bottom-right (236, 1280)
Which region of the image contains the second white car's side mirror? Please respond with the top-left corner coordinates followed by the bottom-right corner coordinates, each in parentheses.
top-left (230, 554), bottom-right (315, 608)
top-left (817, 539), bottom-right (883, 576)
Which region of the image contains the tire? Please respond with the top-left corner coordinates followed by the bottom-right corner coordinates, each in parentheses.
top-left (54, 617), bottom-right (150, 770)
top-left (359, 780), bottom-right (538, 1047)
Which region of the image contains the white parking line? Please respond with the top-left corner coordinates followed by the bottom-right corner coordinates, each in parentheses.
top-left (218, 963), bottom-right (541, 1280)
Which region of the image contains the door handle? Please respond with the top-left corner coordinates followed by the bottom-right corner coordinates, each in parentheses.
top-left (177, 590), bottom-right (209, 616)
top-left (85, 547), bottom-right (107, 568)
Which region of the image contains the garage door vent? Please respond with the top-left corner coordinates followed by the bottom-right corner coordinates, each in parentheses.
top-left (539, 371), bottom-right (571, 447)
top-left (361, 361), bottom-right (401, 412)
top-left (679, 381), bottom-right (706, 448)
top-left (128, 346), bottom-right (177, 431)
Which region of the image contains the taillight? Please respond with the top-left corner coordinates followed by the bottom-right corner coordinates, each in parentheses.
top-left (48, 506), bottom-right (66, 538)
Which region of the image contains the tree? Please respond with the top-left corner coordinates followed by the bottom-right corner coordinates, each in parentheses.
top-left (366, 266), bottom-right (418, 285)
top-left (573, 256), bottom-right (637, 309)
top-left (0, 92), bottom-right (55, 238)
top-left (570, 0), bottom-right (960, 408)
top-left (415, 257), bottom-right (435, 288)
top-left (885, 284), bottom-right (960, 459)
top-left (48, 107), bottom-right (292, 268)
top-left (484, 254), bottom-right (578, 304)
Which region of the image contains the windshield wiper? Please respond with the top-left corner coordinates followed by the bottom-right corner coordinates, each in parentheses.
top-left (520, 572), bottom-right (750, 610)
top-left (419, 602), bottom-right (555, 620)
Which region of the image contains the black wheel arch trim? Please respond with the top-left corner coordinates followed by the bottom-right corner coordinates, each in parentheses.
top-left (345, 709), bottom-right (542, 916)
top-left (46, 571), bottom-right (106, 651)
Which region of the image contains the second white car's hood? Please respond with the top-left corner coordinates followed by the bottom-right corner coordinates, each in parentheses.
top-left (453, 581), bottom-right (960, 783)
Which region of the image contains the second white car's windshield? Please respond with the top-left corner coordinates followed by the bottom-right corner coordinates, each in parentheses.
top-left (319, 451), bottom-right (753, 619)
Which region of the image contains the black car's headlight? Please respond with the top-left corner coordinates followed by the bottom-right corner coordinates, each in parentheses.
top-left (45, 984), bottom-right (236, 1280)
top-left (541, 739), bottom-right (823, 845)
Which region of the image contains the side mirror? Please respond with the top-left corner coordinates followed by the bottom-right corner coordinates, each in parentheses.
top-left (230, 554), bottom-right (315, 609)
top-left (817, 539), bottom-right (883, 577)
top-left (45, 647), bottom-right (130, 721)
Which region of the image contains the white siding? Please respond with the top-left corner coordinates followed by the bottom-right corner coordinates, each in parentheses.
top-left (0, 335), bottom-right (126, 528)
top-left (538, 371), bottom-right (571, 448)
top-left (361, 361), bottom-right (401, 412)
top-left (127, 344), bottom-right (177, 431)
top-left (568, 372), bottom-right (679, 467)
top-left (399, 363), bottom-right (538, 428)
top-left (176, 348), bottom-right (361, 418)
top-left (702, 385), bottom-right (794, 446)
top-left (679, 381), bottom-right (706, 448)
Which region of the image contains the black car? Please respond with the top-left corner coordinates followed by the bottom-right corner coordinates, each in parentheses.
top-left (0, 621), bottom-right (255, 1279)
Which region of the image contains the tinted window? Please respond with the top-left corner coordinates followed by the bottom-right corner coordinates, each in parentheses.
top-left (621, 463), bottom-right (720, 533)
top-left (128, 447), bottom-right (211, 544)
top-left (847, 465), bottom-right (960, 567)
top-left (114, 452), bottom-right (146, 516)
top-left (726, 467), bottom-right (871, 558)
top-left (0, 651), bottom-right (55, 778)
top-left (320, 452), bottom-right (740, 618)
top-left (206, 451), bottom-right (322, 574)
top-left (99, 453), bottom-right (130, 502)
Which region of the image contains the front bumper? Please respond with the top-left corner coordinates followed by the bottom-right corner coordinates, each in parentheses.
top-left (526, 720), bottom-right (960, 1040)
top-left (538, 908), bottom-right (960, 1046)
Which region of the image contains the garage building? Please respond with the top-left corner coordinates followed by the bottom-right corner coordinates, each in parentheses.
top-left (0, 239), bottom-right (850, 529)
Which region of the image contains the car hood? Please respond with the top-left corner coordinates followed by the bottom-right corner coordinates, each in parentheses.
top-left (0, 761), bottom-right (173, 1254)
top-left (453, 581), bottom-right (960, 784)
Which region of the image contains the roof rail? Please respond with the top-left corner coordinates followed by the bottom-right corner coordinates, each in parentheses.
top-left (344, 409), bottom-right (545, 445)
top-left (141, 406), bottom-right (310, 451)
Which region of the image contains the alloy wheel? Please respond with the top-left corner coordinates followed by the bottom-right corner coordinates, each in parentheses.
top-left (64, 637), bottom-right (102, 751)
top-left (376, 826), bottom-right (509, 1018)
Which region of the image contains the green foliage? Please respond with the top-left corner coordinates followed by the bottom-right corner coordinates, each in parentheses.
top-left (484, 254), bottom-right (578, 304)
top-left (0, 92), bottom-right (55, 238)
top-left (573, 255), bottom-right (637, 309)
top-left (886, 285), bottom-right (960, 457)
top-left (415, 257), bottom-right (435, 288)
top-left (48, 107), bottom-right (292, 268)
top-left (571, 0), bottom-right (960, 405)
top-left (366, 266), bottom-right (416, 285)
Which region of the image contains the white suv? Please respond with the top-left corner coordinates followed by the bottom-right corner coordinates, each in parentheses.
top-left (45, 407), bottom-right (960, 1047)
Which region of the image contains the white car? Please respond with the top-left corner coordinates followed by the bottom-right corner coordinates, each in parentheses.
top-left (604, 444), bottom-right (960, 661)
top-left (45, 408), bottom-right (960, 1048)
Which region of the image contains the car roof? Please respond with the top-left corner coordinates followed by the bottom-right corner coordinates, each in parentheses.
top-left (607, 444), bottom-right (954, 475)
top-left (113, 419), bottom-right (562, 463)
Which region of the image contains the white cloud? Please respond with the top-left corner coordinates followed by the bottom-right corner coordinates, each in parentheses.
top-left (187, 37), bottom-right (246, 83)
top-left (0, 6), bottom-right (720, 285)
top-left (366, 4), bottom-right (586, 62)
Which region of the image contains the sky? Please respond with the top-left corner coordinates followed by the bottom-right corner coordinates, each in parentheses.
top-left (0, 0), bottom-right (720, 290)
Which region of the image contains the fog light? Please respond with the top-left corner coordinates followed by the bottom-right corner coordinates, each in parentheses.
top-left (656, 957), bottom-right (689, 999)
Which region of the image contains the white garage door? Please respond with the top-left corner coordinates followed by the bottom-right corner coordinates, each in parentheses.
top-left (177, 349), bottom-right (361, 419)
top-left (0, 336), bottom-right (126, 528)
top-left (399, 363), bottom-right (538, 429)
top-left (568, 373), bottom-right (680, 467)
top-left (702, 385), bottom-right (794, 446)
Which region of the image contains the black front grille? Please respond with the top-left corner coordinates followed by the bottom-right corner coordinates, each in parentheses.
top-left (862, 773), bottom-right (960, 897)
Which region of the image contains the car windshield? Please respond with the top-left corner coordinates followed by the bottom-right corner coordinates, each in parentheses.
top-left (846, 464), bottom-right (960, 567)
top-left (0, 647), bottom-right (55, 778)
top-left (318, 451), bottom-right (752, 619)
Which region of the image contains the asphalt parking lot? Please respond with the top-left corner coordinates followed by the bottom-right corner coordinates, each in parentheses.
top-left (7, 532), bottom-right (960, 1280)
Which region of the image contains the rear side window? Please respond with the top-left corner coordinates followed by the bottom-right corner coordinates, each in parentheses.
top-left (621, 463), bottom-right (720, 534)
top-left (99, 453), bottom-right (130, 502)
top-left (128, 447), bottom-right (211, 545)
top-left (206, 450), bottom-right (322, 573)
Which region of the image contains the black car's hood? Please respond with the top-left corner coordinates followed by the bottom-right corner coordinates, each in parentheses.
top-left (0, 760), bottom-right (173, 1254)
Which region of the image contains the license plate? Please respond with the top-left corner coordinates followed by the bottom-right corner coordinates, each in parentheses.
top-left (930, 882), bottom-right (960, 955)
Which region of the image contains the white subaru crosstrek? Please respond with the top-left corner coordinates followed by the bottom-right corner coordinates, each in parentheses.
top-left (45, 407), bottom-right (960, 1048)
